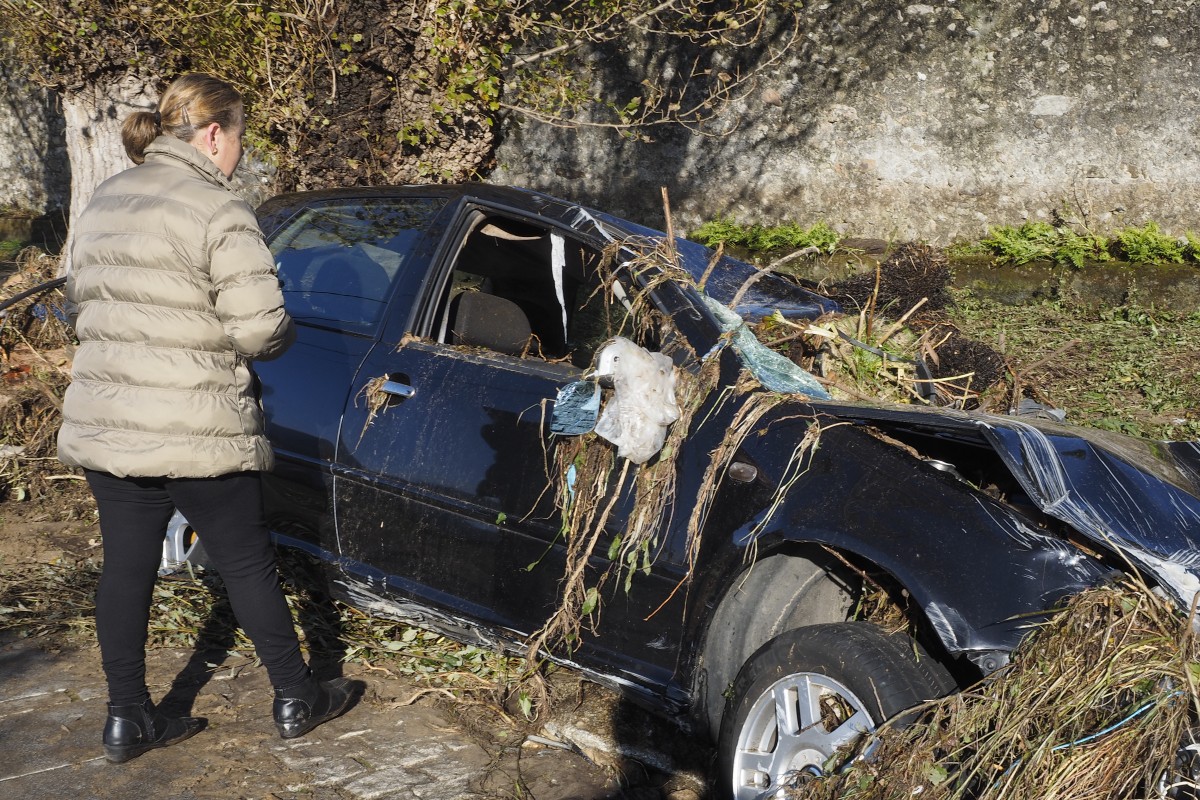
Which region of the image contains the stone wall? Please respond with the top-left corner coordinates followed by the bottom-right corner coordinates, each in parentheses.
top-left (493, 1), bottom-right (1200, 243)
top-left (3, 2), bottom-right (1199, 245)
top-left (0, 54), bottom-right (67, 217)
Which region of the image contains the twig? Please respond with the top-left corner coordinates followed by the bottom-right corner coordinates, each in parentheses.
top-left (661, 186), bottom-right (677, 267)
top-left (1020, 338), bottom-right (1083, 374)
top-left (698, 241), bottom-right (723, 291)
top-left (729, 263), bottom-right (770, 310)
top-left (813, 374), bottom-right (881, 402)
top-left (511, 0), bottom-right (677, 68)
top-left (877, 297), bottom-right (929, 345)
top-left (765, 245), bottom-right (820, 271)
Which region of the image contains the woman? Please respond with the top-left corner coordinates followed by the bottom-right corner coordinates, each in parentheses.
top-left (59, 73), bottom-right (357, 763)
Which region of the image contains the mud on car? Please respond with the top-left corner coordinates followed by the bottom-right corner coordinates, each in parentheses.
top-left (162, 185), bottom-right (1200, 799)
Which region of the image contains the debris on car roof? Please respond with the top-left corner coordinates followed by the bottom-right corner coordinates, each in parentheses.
top-left (761, 241), bottom-right (1009, 410)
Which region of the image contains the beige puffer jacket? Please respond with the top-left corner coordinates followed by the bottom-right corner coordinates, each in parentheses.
top-left (57, 135), bottom-right (295, 478)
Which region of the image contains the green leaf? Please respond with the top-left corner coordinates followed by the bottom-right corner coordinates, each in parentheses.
top-left (606, 535), bottom-right (623, 560)
top-left (581, 586), bottom-right (599, 615)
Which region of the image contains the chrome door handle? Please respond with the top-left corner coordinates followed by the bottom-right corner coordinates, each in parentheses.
top-left (380, 379), bottom-right (415, 399)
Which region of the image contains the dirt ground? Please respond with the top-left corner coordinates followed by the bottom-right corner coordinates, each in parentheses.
top-left (0, 494), bottom-right (711, 800)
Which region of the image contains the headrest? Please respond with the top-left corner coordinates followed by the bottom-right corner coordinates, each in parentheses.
top-left (450, 292), bottom-right (531, 356)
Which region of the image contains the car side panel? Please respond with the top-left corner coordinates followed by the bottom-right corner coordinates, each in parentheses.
top-left (332, 338), bottom-right (686, 693)
top-left (683, 413), bottom-right (1113, 665)
top-left (257, 326), bottom-right (374, 555)
top-left (256, 194), bottom-right (449, 558)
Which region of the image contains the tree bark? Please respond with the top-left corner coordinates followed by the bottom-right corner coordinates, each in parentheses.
top-left (59, 73), bottom-right (156, 274)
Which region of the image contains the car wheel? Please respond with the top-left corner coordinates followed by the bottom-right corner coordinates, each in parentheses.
top-left (1165, 731), bottom-right (1200, 799)
top-left (718, 622), bottom-right (950, 800)
top-left (159, 510), bottom-right (211, 575)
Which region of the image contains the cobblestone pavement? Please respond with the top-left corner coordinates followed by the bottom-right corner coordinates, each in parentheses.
top-left (0, 636), bottom-right (707, 800)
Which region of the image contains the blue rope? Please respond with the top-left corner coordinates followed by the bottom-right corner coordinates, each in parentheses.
top-left (993, 691), bottom-right (1181, 785)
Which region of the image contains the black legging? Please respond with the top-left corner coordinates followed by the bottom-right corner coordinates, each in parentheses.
top-left (85, 470), bottom-right (309, 705)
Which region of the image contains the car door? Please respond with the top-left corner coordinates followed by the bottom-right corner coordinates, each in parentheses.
top-left (254, 195), bottom-right (446, 557)
top-left (332, 203), bottom-right (606, 631)
top-left (332, 199), bottom-right (692, 694)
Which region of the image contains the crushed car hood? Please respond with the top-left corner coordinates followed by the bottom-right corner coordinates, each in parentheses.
top-left (811, 401), bottom-right (1200, 610)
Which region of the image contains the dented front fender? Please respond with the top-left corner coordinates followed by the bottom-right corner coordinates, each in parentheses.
top-left (741, 419), bottom-right (1116, 662)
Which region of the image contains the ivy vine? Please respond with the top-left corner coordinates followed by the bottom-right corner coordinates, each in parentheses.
top-left (1, 0), bottom-right (799, 189)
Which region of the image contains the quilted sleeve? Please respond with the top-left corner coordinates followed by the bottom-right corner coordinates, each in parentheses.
top-left (206, 198), bottom-right (295, 361)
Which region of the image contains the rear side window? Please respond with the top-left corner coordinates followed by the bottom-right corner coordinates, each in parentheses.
top-left (267, 199), bottom-right (441, 334)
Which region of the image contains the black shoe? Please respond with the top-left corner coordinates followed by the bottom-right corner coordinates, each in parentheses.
top-left (103, 698), bottom-right (205, 763)
top-left (273, 674), bottom-right (360, 739)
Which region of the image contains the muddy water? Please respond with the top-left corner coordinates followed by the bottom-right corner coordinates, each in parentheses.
top-left (948, 257), bottom-right (1200, 311)
top-left (770, 247), bottom-right (1200, 313)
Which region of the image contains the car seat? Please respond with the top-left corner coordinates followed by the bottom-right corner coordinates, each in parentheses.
top-left (448, 292), bottom-right (532, 356)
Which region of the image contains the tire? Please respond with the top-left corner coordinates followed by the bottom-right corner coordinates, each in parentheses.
top-left (159, 510), bottom-right (211, 575)
top-left (717, 622), bottom-right (951, 800)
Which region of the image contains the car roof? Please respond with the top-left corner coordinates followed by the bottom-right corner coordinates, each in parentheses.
top-left (257, 183), bottom-right (839, 321)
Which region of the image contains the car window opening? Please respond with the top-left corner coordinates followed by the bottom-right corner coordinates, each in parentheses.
top-left (437, 213), bottom-right (640, 369)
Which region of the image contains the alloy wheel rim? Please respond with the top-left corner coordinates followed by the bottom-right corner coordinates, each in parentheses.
top-left (731, 672), bottom-right (875, 800)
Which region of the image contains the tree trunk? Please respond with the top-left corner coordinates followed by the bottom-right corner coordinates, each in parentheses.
top-left (59, 73), bottom-right (157, 274)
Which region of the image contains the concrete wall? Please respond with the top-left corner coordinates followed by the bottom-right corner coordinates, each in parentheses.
top-left (493, 1), bottom-right (1200, 243)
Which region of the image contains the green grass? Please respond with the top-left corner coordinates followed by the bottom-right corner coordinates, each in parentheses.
top-left (693, 215), bottom-right (1200, 269)
top-left (953, 220), bottom-right (1200, 268)
top-left (947, 290), bottom-right (1200, 440)
top-left (958, 221), bottom-right (1110, 268)
top-left (690, 217), bottom-right (842, 254)
top-left (1112, 221), bottom-right (1186, 264)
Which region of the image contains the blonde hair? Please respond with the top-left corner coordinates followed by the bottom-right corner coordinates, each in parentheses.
top-left (122, 73), bottom-right (244, 164)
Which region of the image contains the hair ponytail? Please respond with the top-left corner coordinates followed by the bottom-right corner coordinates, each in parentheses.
top-left (122, 73), bottom-right (244, 165)
top-left (121, 110), bottom-right (161, 164)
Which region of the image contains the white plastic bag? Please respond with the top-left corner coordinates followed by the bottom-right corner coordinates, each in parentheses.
top-left (591, 337), bottom-right (680, 464)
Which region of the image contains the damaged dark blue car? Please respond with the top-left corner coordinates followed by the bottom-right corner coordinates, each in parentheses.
top-left (161, 185), bottom-right (1200, 799)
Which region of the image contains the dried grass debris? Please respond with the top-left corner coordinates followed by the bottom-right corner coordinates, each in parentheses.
top-left (0, 248), bottom-right (74, 500)
top-left (765, 242), bottom-right (1012, 408)
top-left (804, 581), bottom-right (1199, 800)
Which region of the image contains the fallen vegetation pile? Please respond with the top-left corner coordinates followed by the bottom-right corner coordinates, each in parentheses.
top-left (806, 580), bottom-right (1199, 800)
top-left (757, 242), bottom-right (1009, 408)
top-left (0, 555), bottom-right (526, 706)
top-left (0, 248), bottom-right (72, 501)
